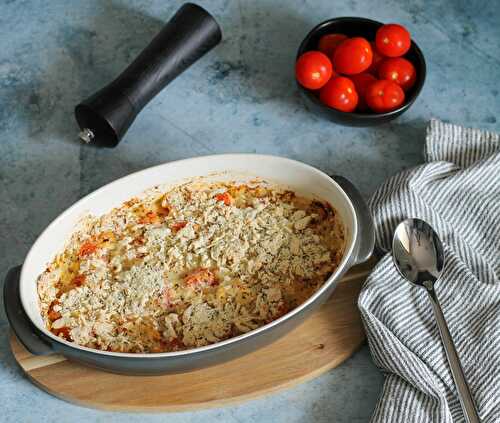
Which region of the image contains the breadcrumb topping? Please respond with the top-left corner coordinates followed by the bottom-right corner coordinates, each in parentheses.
top-left (37, 182), bottom-right (345, 353)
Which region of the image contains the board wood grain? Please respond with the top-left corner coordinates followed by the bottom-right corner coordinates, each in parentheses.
top-left (10, 259), bottom-right (375, 412)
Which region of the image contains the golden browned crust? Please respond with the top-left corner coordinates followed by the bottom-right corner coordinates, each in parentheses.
top-left (37, 182), bottom-right (345, 353)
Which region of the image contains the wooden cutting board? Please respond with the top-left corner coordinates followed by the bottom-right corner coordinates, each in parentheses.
top-left (10, 259), bottom-right (375, 412)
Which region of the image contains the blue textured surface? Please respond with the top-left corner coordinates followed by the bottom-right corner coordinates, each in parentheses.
top-left (0, 0), bottom-right (498, 422)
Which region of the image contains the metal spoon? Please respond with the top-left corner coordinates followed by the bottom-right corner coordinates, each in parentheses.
top-left (392, 218), bottom-right (480, 423)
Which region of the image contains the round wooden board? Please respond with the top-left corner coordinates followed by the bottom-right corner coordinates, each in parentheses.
top-left (10, 259), bottom-right (375, 412)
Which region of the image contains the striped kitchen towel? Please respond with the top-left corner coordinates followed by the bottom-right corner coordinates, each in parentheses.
top-left (358, 119), bottom-right (500, 423)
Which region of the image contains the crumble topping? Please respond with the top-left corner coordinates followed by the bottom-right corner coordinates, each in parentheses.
top-left (37, 181), bottom-right (345, 353)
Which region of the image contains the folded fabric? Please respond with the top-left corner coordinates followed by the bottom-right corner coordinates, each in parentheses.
top-left (358, 119), bottom-right (500, 422)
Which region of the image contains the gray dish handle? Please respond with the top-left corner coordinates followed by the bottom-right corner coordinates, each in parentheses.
top-left (331, 175), bottom-right (375, 265)
top-left (3, 266), bottom-right (54, 355)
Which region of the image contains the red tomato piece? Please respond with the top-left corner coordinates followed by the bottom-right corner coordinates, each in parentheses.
top-left (375, 24), bottom-right (411, 57)
top-left (72, 274), bottom-right (86, 287)
top-left (295, 51), bottom-right (333, 89)
top-left (349, 73), bottom-right (377, 111)
top-left (54, 326), bottom-right (72, 341)
top-left (367, 42), bottom-right (384, 75)
top-left (138, 211), bottom-right (161, 224)
top-left (215, 192), bottom-right (233, 205)
top-left (171, 221), bottom-right (188, 232)
top-left (365, 80), bottom-right (405, 113)
top-left (161, 287), bottom-right (177, 310)
top-left (185, 268), bottom-right (219, 288)
top-left (317, 33), bottom-right (348, 58)
top-left (319, 76), bottom-right (358, 112)
top-left (79, 241), bottom-right (97, 257)
top-left (333, 37), bottom-right (373, 75)
top-left (48, 309), bottom-right (61, 321)
top-left (47, 300), bottom-right (61, 321)
top-left (378, 57), bottom-right (416, 91)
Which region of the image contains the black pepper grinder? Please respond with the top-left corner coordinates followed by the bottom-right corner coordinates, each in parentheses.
top-left (75, 3), bottom-right (222, 147)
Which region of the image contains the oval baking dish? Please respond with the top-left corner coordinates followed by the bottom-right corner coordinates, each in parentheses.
top-left (4, 154), bottom-right (374, 375)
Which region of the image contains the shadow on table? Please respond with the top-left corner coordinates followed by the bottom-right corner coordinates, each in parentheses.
top-left (0, 280), bottom-right (24, 380)
top-left (379, 118), bottom-right (428, 165)
top-left (207, 0), bottom-right (315, 112)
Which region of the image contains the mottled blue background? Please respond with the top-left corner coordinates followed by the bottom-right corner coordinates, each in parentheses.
top-left (0, 0), bottom-right (498, 422)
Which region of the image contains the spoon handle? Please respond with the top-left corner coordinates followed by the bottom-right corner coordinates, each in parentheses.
top-left (425, 285), bottom-right (481, 423)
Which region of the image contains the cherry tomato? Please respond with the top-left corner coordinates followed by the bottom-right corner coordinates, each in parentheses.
top-left (367, 42), bottom-right (384, 75)
top-left (365, 80), bottom-right (405, 113)
top-left (333, 37), bottom-right (373, 75)
top-left (319, 76), bottom-right (358, 112)
top-left (349, 73), bottom-right (377, 111)
top-left (318, 33), bottom-right (348, 58)
top-left (295, 51), bottom-right (333, 90)
top-left (375, 24), bottom-right (411, 57)
top-left (378, 57), bottom-right (416, 91)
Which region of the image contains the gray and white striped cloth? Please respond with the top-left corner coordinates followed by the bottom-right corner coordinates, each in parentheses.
top-left (358, 119), bottom-right (500, 423)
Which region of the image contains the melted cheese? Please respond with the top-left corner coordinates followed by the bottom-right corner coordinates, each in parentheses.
top-left (37, 182), bottom-right (345, 353)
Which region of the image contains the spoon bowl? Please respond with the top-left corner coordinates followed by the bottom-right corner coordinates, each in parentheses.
top-left (392, 218), bottom-right (445, 287)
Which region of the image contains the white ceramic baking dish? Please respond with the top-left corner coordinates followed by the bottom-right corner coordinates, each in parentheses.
top-left (4, 154), bottom-right (374, 374)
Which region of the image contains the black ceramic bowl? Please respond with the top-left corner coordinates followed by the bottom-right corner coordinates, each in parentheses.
top-left (296, 17), bottom-right (426, 126)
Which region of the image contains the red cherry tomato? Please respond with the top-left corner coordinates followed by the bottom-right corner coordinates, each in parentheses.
top-left (317, 33), bottom-right (348, 58)
top-left (375, 24), bottom-right (411, 57)
top-left (378, 57), bottom-right (416, 91)
top-left (367, 42), bottom-right (384, 75)
top-left (319, 76), bottom-right (358, 112)
top-left (295, 51), bottom-right (333, 89)
top-left (333, 37), bottom-right (373, 75)
top-left (349, 73), bottom-right (377, 111)
top-left (365, 80), bottom-right (405, 113)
